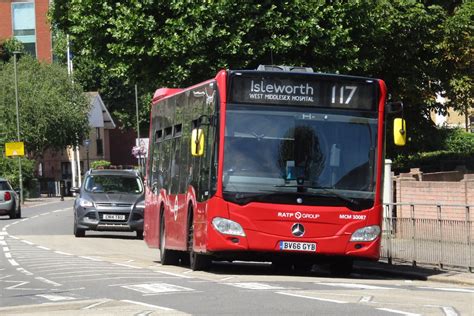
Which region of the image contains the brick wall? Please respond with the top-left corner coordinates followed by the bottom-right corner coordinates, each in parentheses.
top-left (0, 1), bottom-right (13, 39)
top-left (35, 0), bottom-right (52, 63)
top-left (395, 173), bottom-right (474, 221)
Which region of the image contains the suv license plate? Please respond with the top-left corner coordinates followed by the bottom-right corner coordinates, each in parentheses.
top-left (103, 214), bottom-right (125, 220)
top-left (280, 241), bottom-right (316, 252)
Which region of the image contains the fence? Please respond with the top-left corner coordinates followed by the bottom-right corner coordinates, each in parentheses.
top-left (381, 202), bottom-right (473, 272)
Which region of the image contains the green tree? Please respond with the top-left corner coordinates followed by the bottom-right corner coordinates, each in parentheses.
top-left (439, 1), bottom-right (473, 131)
top-left (0, 54), bottom-right (90, 155)
top-left (50, 0), bottom-right (472, 156)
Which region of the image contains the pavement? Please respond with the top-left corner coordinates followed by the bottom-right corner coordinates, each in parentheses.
top-left (20, 196), bottom-right (474, 286)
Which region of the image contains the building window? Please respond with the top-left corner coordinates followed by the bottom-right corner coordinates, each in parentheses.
top-left (96, 127), bottom-right (103, 155)
top-left (12, 2), bottom-right (36, 57)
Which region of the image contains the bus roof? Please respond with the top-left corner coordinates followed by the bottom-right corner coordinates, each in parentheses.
top-left (152, 88), bottom-right (183, 103)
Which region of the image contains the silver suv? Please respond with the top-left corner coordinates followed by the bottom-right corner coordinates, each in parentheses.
top-left (0, 178), bottom-right (21, 219)
top-left (72, 169), bottom-right (145, 238)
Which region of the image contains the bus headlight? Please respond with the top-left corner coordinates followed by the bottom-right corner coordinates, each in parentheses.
top-left (212, 217), bottom-right (246, 237)
top-left (350, 225), bottom-right (380, 242)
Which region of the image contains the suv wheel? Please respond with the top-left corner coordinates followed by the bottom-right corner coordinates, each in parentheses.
top-left (74, 220), bottom-right (86, 237)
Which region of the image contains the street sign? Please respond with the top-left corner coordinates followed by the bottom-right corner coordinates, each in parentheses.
top-left (5, 142), bottom-right (25, 157)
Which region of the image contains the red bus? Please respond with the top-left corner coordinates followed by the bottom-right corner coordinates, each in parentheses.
top-left (144, 65), bottom-right (405, 275)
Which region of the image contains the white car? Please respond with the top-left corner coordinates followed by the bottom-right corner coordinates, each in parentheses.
top-left (0, 178), bottom-right (21, 219)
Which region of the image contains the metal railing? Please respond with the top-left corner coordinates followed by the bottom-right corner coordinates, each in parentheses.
top-left (381, 202), bottom-right (473, 272)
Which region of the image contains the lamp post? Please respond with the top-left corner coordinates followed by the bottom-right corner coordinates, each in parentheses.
top-left (83, 139), bottom-right (90, 171)
top-left (13, 51), bottom-right (23, 204)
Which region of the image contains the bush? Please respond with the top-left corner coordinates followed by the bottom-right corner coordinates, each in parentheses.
top-left (0, 156), bottom-right (35, 189)
top-left (443, 128), bottom-right (474, 153)
top-left (90, 160), bottom-right (111, 169)
top-left (393, 128), bottom-right (474, 173)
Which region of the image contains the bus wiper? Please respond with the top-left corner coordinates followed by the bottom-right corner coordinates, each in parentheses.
top-left (274, 184), bottom-right (360, 208)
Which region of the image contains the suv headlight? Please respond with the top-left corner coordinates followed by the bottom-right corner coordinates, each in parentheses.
top-left (79, 198), bottom-right (94, 208)
top-left (135, 200), bottom-right (145, 210)
top-left (350, 225), bottom-right (381, 242)
top-left (212, 217), bottom-right (246, 237)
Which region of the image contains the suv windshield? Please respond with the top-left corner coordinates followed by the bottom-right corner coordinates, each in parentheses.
top-left (84, 175), bottom-right (143, 194)
top-left (223, 105), bottom-right (378, 208)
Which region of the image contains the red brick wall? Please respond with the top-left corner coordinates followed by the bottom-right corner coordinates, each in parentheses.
top-left (395, 175), bottom-right (474, 221)
top-left (35, 0), bottom-right (52, 63)
top-left (0, 1), bottom-right (13, 39)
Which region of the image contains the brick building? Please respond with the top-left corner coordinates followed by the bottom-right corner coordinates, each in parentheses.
top-left (0, 0), bottom-right (52, 63)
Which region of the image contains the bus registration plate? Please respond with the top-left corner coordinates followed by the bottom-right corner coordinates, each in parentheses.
top-left (280, 241), bottom-right (316, 252)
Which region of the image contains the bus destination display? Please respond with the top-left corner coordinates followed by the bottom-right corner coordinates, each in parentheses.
top-left (230, 74), bottom-right (377, 110)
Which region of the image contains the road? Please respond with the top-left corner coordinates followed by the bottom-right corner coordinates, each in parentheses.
top-left (1, 199), bottom-right (473, 315)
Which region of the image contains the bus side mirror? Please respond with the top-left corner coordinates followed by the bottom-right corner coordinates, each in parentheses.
top-left (191, 128), bottom-right (205, 156)
top-left (393, 118), bottom-right (407, 146)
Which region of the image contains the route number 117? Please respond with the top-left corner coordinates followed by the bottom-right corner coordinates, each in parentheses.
top-left (331, 85), bottom-right (357, 105)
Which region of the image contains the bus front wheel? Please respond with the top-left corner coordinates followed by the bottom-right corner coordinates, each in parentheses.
top-left (159, 216), bottom-right (179, 265)
top-left (188, 208), bottom-right (211, 271)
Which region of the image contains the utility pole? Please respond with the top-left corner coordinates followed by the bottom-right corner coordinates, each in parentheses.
top-left (135, 84), bottom-right (143, 173)
top-left (13, 51), bottom-right (23, 204)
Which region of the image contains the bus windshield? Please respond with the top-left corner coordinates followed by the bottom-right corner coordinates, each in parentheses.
top-left (223, 104), bottom-right (378, 208)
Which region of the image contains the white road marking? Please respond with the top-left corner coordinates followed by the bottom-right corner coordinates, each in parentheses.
top-left (79, 256), bottom-right (103, 262)
top-left (9, 235), bottom-right (18, 240)
top-left (441, 306), bottom-right (460, 316)
top-left (318, 282), bottom-right (395, 290)
top-left (418, 286), bottom-right (474, 293)
top-left (36, 246), bottom-right (50, 250)
top-left (16, 267), bottom-right (33, 276)
top-left (359, 296), bottom-right (373, 303)
top-left (36, 294), bottom-right (76, 301)
top-left (5, 281), bottom-right (45, 290)
top-left (0, 240), bottom-right (6, 246)
top-left (35, 276), bottom-right (62, 286)
top-left (122, 283), bottom-right (194, 295)
top-left (8, 259), bottom-right (19, 266)
top-left (120, 299), bottom-right (175, 311)
top-left (276, 291), bottom-right (348, 304)
top-left (82, 299), bottom-right (111, 310)
top-left (113, 262), bottom-right (142, 269)
top-left (424, 305), bottom-right (459, 316)
top-left (54, 251), bottom-right (73, 256)
top-left (21, 240), bottom-right (34, 245)
top-left (219, 276), bottom-right (235, 281)
top-left (226, 282), bottom-right (287, 290)
top-left (3, 246), bottom-right (10, 251)
top-left (377, 308), bottom-right (421, 316)
top-left (5, 252), bottom-right (12, 258)
top-left (156, 270), bottom-right (193, 279)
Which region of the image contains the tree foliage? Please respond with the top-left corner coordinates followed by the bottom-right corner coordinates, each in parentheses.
top-left (50, 0), bottom-right (473, 156)
top-left (0, 54), bottom-right (90, 156)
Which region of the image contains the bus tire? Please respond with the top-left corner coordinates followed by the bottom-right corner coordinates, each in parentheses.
top-left (188, 207), bottom-right (211, 271)
top-left (159, 215), bottom-right (179, 265)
